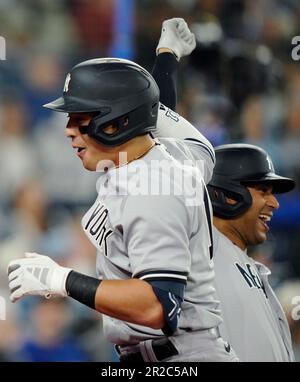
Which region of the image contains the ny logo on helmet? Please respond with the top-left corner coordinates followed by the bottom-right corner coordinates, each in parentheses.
top-left (266, 155), bottom-right (274, 171)
top-left (63, 73), bottom-right (71, 93)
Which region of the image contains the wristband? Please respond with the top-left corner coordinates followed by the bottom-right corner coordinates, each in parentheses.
top-left (66, 270), bottom-right (101, 309)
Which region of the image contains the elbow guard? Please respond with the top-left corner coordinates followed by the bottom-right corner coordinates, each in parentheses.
top-left (149, 280), bottom-right (184, 336)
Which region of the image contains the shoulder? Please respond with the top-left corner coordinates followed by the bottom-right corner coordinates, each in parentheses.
top-left (157, 104), bottom-right (215, 162)
top-left (157, 102), bottom-right (180, 123)
top-left (213, 227), bottom-right (232, 252)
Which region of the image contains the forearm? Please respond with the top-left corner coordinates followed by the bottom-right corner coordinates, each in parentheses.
top-left (96, 279), bottom-right (164, 328)
top-left (66, 272), bottom-right (164, 329)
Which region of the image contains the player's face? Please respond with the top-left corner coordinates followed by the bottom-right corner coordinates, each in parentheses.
top-left (65, 113), bottom-right (118, 171)
top-left (230, 184), bottom-right (279, 248)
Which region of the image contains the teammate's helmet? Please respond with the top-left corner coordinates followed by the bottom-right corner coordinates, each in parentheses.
top-left (208, 143), bottom-right (295, 219)
top-left (43, 58), bottom-right (160, 146)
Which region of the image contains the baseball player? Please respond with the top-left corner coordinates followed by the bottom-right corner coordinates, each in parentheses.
top-left (7, 57), bottom-right (238, 361)
top-left (153, 18), bottom-right (296, 361)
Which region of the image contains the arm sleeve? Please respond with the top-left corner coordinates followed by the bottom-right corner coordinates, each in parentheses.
top-left (151, 52), bottom-right (215, 169)
top-left (152, 52), bottom-right (178, 110)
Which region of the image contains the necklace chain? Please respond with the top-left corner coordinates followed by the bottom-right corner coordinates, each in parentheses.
top-left (132, 141), bottom-right (156, 161)
top-left (116, 141), bottom-right (157, 169)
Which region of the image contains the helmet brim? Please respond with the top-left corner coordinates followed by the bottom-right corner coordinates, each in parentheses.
top-left (43, 97), bottom-right (69, 112)
top-left (242, 173), bottom-right (295, 194)
top-left (43, 96), bottom-right (105, 113)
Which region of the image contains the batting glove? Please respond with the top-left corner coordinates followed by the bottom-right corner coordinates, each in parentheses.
top-left (7, 252), bottom-right (72, 303)
top-left (156, 18), bottom-right (196, 60)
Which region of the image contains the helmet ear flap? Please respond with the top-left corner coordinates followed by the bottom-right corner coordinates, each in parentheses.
top-left (95, 116), bottom-right (128, 138)
top-left (208, 185), bottom-right (252, 219)
top-left (87, 101), bottom-right (158, 147)
top-left (102, 124), bottom-right (120, 136)
top-left (87, 113), bottom-right (120, 141)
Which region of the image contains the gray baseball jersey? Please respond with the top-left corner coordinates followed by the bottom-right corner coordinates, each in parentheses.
top-left (82, 138), bottom-right (221, 345)
top-left (213, 227), bottom-right (294, 362)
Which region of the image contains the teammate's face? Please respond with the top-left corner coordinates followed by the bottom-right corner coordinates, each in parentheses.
top-left (227, 184), bottom-right (279, 249)
top-left (65, 113), bottom-right (118, 171)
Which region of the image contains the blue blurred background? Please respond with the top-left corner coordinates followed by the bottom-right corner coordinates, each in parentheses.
top-left (0, 0), bottom-right (300, 362)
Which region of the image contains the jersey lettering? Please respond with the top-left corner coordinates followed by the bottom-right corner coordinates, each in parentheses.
top-left (235, 262), bottom-right (267, 298)
top-left (84, 202), bottom-right (113, 255)
top-left (165, 107), bottom-right (180, 122)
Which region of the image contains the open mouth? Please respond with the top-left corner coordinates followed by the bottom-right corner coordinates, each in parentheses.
top-left (258, 214), bottom-right (272, 231)
top-left (75, 147), bottom-right (86, 158)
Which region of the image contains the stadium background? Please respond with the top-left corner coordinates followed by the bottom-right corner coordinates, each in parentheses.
top-left (0, 0), bottom-right (300, 361)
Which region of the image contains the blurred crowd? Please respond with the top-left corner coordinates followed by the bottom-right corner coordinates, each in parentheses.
top-left (0, 0), bottom-right (300, 362)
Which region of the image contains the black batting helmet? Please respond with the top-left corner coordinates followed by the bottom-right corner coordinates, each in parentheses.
top-left (208, 143), bottom-right (295, 219)
top-left (43, 58), bottom-right (160, 146)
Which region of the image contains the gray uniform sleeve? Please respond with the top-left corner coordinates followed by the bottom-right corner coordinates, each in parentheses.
top-left (155, 104), bottom-right (215, 183)
top-left (122, 194), bottom-right (191, 283)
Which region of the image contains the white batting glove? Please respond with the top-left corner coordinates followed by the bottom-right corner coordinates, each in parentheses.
top-left (7, 252), bottom-right (72, 303)
top-left (156, 18), bottom-right (196, 60)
